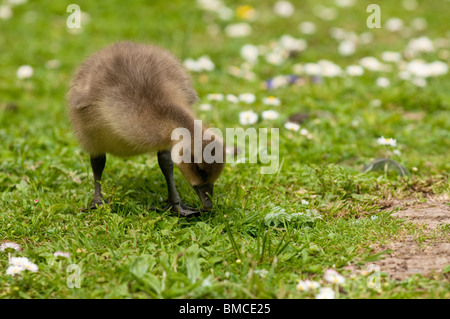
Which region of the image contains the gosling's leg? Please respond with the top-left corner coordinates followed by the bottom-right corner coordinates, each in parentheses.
top-left (157, 150), bottom-right (199, 217)
top-left (87, 154), bottom-right (108, 210)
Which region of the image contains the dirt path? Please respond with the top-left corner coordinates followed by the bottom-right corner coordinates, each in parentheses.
top-left (375, 195), bottom-right (450, 280)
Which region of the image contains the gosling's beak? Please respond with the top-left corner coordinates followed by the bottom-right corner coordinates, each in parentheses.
top-left (193, 184), bottom-right (214, 210)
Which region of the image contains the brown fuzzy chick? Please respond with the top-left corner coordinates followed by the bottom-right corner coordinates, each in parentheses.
top-left (67, 42), bottom-right (224, 216)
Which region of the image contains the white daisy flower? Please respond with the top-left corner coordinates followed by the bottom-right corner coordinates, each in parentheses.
top-left (0, 5), bottom-right (12, 19)
top-left (197, 55), bottom-right (215, 71)
top-left (296, 280), bottom-right (310, 292)
top-left (300, 128), bottom-right (309, 136)
top-left (406, 36), bottom-right (434, 55)
top-left (207, 93), bottom-right (224, 101)
top-left (6, 265), bottom-right (23, 276)
top-left (385, 18), bottom-right (404, 32)
top-left (299, 21), bottom-right (316, 34)
top-left (239, 110), bottom-right (258, 125)
top-left (284, 122), bottom-right (300, 132)
top-left (377, 136), bottom-right (397, 147)
top-left (9, 257), bottom-right (31, 267)
top-left (54, 251), bottom-right (71, 259)
top-left (261, 110), bottom-right (279, 120)
top-left (359, 57), bottom-right (386, 71)
top-left (315, 287), bottom-right (336, 299)
top-left (16, 65), bottom-right (34, 79)
top-left (0, 242), bottom-right (22, 252)
top-left (226, 94), bottom-right (239, 103)
top-left (238, 93), bottom-right (256, 104)
top-left (279, 35), bottom-right (307, 52)
top-left (265, 51), bottom-right (285, 65)
top-left (381, 51), bottom-right (402, 63)
top-left (338, 40), bottom-right (356, 56)
top-left (376, 77), bottom-right (390, 88)
top-left (304, 63), bottom-right (322, 76)
top-left (197, 0), bottom-right (223, 12)
top-left (262, 96), bottom-right (281, 106)
top-left (346, 65), bottom-right (364, 76)
top-left (241, 44), bottom-right (259, 64)
top-left (412, 77), bottom-right (426, 87)
top-left (335, 0), bottom-right (355, 7)
top-left (319, 60), bottom-right (342, 77)
top-left (22, 261), bottom-right (38, 272)
top-left (225, 23), bottom-right (251, 38)
top-left (273, 1), bottom-right (294, 17)
top-left (199, 103), bottom-right (212, 111)
top-left (323, 269), bottom-right (345, 284)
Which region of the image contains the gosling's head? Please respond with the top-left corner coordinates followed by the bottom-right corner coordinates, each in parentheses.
top-left (171, 127), bottom-right (225, 209)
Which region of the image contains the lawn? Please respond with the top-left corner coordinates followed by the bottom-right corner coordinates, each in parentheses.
top-left (0, 0), bottom-right (449, 299)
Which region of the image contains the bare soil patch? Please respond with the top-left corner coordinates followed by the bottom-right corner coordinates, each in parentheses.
top-left (375, 195), bottom-right (450, 280)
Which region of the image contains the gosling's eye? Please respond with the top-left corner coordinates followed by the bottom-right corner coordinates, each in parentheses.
top-left (196, 166), bottom-right (208, 180)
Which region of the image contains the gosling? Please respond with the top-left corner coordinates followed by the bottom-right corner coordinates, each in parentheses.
top-left (67, 42), bottom-right (225, 216)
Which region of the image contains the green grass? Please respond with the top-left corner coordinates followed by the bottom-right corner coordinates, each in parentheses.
top-left (0, 0), bottom-right (449, 298)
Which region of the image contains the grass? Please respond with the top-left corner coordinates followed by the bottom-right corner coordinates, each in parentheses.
top-left (0, 0), bottom-right (449, 298)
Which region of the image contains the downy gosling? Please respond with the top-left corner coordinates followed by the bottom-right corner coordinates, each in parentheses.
top-left (67, 42), bottom-right (225, 216)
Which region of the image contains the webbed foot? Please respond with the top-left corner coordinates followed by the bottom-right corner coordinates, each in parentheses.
top-left (81, 197), bottom-right (108, 212)
top-left (152, 200), bottom-right (200, 217)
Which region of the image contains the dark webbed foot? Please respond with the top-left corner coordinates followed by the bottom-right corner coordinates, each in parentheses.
top-left (165, 201), bottom-right (200, 217)
top-left (81, 197), bottom-right (108, 212)
top-left (151, 200), bottom-right (200, 217)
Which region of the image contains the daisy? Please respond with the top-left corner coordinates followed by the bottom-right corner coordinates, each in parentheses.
top-left (22, 261), bottom-right (39, 272)
top-left (16, 65), bottom-right (33, 79)
top-left (261, 110), bottom-right (279, 120)
top-left (226, 94), bottom-right (239, 103)
top-left (0, 5), bottom-right (13, 20)
top-left (300, 128), bottom-right (309, 136)
top-left (265, 51), bottom-right (284, 65)
top-left (9, 257), bottom-right (31, 267)
top-left (239, 110), bottom-right (258, 125)
top-left (207, 93), bottom-right (224, 101)
top-left (359, 57), bottom-right (386, 71)
top-left (262, 96), bottom-right (281, 106)
top-left (197, 0), bottom-right (223, 12)
top-left (323, 269), bottom-right (345, 284)
top-left (6, 265), bottom-right (23, 276)
top-left (299, 21), bottom-right (316, 35)
top-left (304, 63), bottom-right (322, 76)
top-left (197, 56), bottom-right (215, 71)
top-left (239, 93), bottom-right (256, 104)
top-left (377, 136), bottom-right (397, 147)
top-left (198, 104), bottom-right (211, 112)
top-left (381, 51), bottom-right (402, 63)
top-left (406, 36), bottom-right (434, 55)
top-left (284, 122), bottom-right (300, 132)
top-left (338, 40), bottom-right (356, 56)
top-left (335, 0), bottom-right (355, 7)
top-left (297, 280), bottom-right (320, 291)
top-left (315, 287), bottom-right (336, 299)
top-left (385, 18), bottom-right (404, 32)
top-left (279, 35), bottom-right (307, 52)
top-left (0, 242), bottom-right (22, 252)
top-left (346, 65), bottom-right (364, 76)
top-left (319, 60), bottom-right (342, 77)
top-left (241, 44), bottom-right (259, 64)
top-left (54, 251), bottom-right (71, 259)
top-left (376, 77), bottom-right (390, 88)
top-left (273, 1), bottom-right (294, 17)
top-left (225, 23), bottom-right (251, 38)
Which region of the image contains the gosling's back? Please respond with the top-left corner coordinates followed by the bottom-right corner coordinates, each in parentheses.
top-left (67, 42), bottom-right (198, 157)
